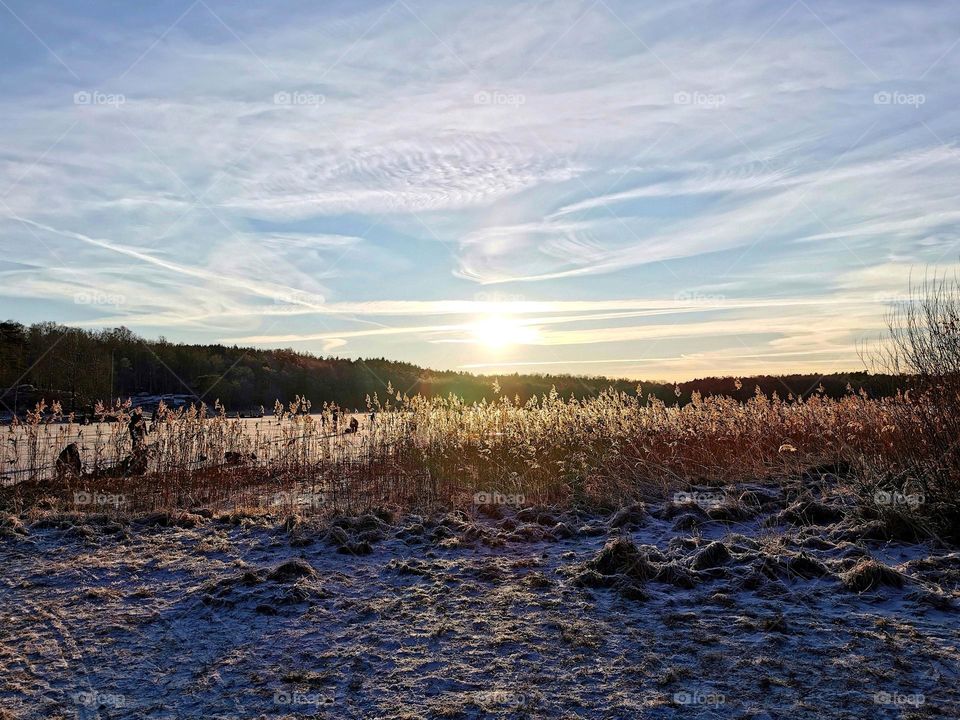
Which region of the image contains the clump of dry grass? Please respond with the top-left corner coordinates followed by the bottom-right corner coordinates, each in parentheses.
top-left (840, 558), bottom-right (905, 593)
top-left (0, 514), bottom-right (28, 539)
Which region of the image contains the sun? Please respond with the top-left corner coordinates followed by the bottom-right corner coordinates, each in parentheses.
top-left (471, 314), bottom-right (539, 349)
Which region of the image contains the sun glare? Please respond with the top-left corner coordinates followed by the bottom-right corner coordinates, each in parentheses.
top-left (471, 314), bottom-right (539, 349)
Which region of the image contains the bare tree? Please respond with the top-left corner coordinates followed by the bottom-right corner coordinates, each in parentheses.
top-left (869, 271), bottom-right (960, 502)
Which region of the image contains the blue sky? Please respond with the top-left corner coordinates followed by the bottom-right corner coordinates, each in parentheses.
top-left (1, 0), bottom-right (959, 380)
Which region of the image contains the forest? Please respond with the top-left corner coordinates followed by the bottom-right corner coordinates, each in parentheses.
top-left (0, 320), bottom-right (901, 415)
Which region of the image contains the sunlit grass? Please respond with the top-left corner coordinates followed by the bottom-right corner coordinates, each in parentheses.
top-left (1, 380), bottom-right (945, 519)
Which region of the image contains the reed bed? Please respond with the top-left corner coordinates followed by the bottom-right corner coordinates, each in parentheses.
top-left (1, 381), bottom-right (953, 519)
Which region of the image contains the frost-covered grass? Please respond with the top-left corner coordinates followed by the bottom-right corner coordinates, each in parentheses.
top-left (1, 479), bottom-right (957, 719)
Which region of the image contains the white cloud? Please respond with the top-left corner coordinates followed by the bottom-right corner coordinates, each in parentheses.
top-left (1, 0), bottom-right (959, 377)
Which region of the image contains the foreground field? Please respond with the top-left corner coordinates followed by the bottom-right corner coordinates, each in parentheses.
top-left (1, 480), bottom-right (957, 719)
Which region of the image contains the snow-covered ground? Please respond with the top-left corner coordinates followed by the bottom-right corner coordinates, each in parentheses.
top-left (1, 483), bottom-right (958, 719)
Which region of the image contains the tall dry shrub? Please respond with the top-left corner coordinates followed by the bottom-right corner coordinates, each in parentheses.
top-left (869, 272), bottom-right (960, 506)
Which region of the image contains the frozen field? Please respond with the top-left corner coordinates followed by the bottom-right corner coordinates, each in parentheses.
top-left (1, 482), bottom-right (958, 719)
top-left (1, 414), bottom-right (372, 486)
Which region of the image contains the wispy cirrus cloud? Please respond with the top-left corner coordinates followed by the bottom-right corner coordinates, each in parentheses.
top-left (1, 0), bottom-right (959, 377)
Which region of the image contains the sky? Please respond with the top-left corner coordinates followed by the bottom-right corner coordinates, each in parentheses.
top-left (1, 0), bottom-right (959, 381)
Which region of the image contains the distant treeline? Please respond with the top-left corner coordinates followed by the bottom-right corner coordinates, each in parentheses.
top-left (0, 320), bottom-right (902, 414)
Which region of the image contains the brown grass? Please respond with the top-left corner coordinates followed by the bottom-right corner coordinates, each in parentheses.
top-left (1, 380), bottom-right (955, 533)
